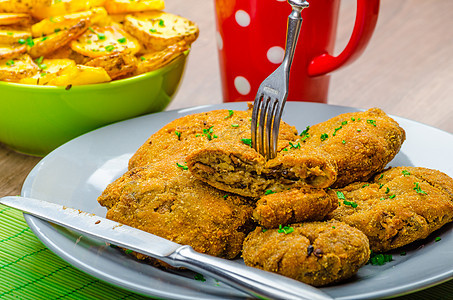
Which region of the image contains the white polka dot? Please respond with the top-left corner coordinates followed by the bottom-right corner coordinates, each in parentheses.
top-left (216, 31), bottom-right (223, 50)
top-left (267, 46), bottom-right (285, 64)
top-left (235, 10), bottom-right (250, 27)
top-left (276, 0), bottom-right (285, 2)
top-left (234, 76), bottom-right (251, 95)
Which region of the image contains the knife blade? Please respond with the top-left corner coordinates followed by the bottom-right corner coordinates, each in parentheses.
top-left (0, 196), bottom-right (333, 300)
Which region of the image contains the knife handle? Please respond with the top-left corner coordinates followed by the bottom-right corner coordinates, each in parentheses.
top-left (168, 245), bottom-right (333, 300)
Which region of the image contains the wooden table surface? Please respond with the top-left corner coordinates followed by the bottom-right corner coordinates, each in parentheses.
top-left (0, 0), bottom-right (452, 298)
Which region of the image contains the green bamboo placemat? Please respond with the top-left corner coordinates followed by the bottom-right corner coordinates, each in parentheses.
top-left (1, 203), bottom-right (452, 300)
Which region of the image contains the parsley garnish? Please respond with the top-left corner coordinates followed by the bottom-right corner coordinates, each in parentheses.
top-left (89, 27), bottom-right (95, 33)
top-left (224, 110), bottom-right (234, 119)
top-left (333, 126), bottom-right (342, 136)
top-left (203, 126), bottom-right (215, 140)
top-left (117, 37), bottom-right (127, 43)
top-left (341, 120), bottom-right (348, 125)
top-left (176, 162), bottom-right (188, 170)
top-left (367, 119), bottom-right (377, 126)
top-left (357, 129), bottom-right (362, 132)
top-left (289, 142), bottom-right (300, 149)
top-left (278, 224), bottom-right (294, 234)
top-left (389, 194), bottom-right (396, 199)
top-left (336, 191), bottom-right (346, 200)
top-left (435, 237), bottom-right (441, 242)
top-left (385, 187), bottom-right (390, 194)
top-left (105, 45), bottom-right (115, 52)
top-left (368, 252), bottom-right (393, 265)
top-left (231, 124), bottom-right (239, 127)
top-left (97, 33), bottom-right (106, 40)
top-left (402, 170), bottom-right (411, 176)
top-left (241, 138), bottom-right (252, 146)
top-left (300, 126), bottom-right (310, 137)
top-left (362, 184), bottom-right (369, 188)
top-left (342, 140), bottom-right (346, 144)
top-left (140, 56), bottom-right (146, 61)
top-left (149, 28), bottom-right (157, 33)
top-left (175, 131), bottom-right (181, 140)
top-left (158, 19), bottom-right (165, 27)
top-left (320, 133), bottom-right (328, 141)
top-left (264, 189), bottom-right (275, 195)
top-left (194, 273), bottom-right (206, 282)
top-left (343, 200), bottom-right (358, 208)
top-left (413, 182), bottom-right (427, 195)
top-left (5, 60), bottom-right (14, 66)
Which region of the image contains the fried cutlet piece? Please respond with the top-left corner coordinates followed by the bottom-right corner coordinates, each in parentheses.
top-left (299, 107), bottom-right (406, 188)
top-left (252, 188), bottom-right (338, 228)
top-left (329, 167), bottom-right (453, 252)
top-left (187, 108), bottom-right (405, 198)
top-left (97, 159), bottom-right (255, 262)
top-left (242, 220), bottom-right (370, 286)
top-left (128, 107), bottom-right (298, 170)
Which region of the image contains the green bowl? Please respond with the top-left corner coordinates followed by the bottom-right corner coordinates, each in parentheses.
top-left (0, 51), bottom-right (188, 156)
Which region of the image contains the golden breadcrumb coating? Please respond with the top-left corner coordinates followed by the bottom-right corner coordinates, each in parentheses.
top-left (252, 188), bottom-right (338, 228)
top-left (329, 167), bottom-right (453, 252)
top-left (242, 220), bottom-right (370, 286)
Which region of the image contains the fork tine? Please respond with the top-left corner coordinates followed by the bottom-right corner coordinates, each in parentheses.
top-left (251, 93), bottom-right (262, 151)
top-left (265, 98), bottom-right (279, 160)
top-left (258, 96), bottom-right (270, 157)
top-left (270, 100), bottom-right (284, 159)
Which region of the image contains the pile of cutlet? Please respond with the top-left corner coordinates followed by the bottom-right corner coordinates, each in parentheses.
top-left (98, 106), bottom-right (453, 286)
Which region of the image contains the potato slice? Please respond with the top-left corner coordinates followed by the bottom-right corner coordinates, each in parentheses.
top-left (123, 11), bottom-right (199, 52)
top-left (30, 0), bottom-right (106, 20)
top-left (0, 28), bottom-right (31, 44)
top-left (0, 43), bottom-right (26, 60)
top-left (31, 7), bottom-right (109, 38)
top-left (46, 64), bottom-right (111, 86)
top-left (0, 0), bottom-right (35, 14)
top-left (70, 24), bottom-right (141, 58)
top-left (0, 53), bottom-right (38, 81)
top-left (135, 42), bottom-right (188, 75)
top-left (19, 58), bottom-right (76, 85)
top-left (0, 13), bottom-right (32, 26)
top-left (27, 19), bottom-right (90, 58)
top-left (104, 0), bottom-right (164, 14)
top-left (85, 51), bottom-right (136, 79)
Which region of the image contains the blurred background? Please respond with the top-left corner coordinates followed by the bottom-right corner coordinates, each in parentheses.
top-left (166, 0), bottom-right (453, 133)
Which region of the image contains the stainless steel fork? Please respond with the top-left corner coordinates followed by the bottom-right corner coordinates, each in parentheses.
top-left (251, 0), bottom-right (309, 160)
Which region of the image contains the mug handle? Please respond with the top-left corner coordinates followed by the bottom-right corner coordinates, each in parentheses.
top-left (307, 0), bottom-right (380, 77)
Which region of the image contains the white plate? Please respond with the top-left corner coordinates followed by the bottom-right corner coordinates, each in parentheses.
top-left (22, 102), bottom-right (453, 299)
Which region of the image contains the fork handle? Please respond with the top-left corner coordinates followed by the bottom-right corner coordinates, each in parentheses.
top-left (283, 0), bottom-right (309, 71)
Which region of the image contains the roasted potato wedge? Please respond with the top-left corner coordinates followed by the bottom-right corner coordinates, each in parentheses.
top-left (135, 42), bottom-right (187, 75)
top-left (19, 58), bottom-right (76, 85)
top-left (31, 7), bottom-right (109, 37)
top-left (27, 19), bottom-right (89, 58)
top-left (0, 53), bottom-right (38, 81)
top-left (124, 11), bottom-right (199, 51)
top-left (0, 28), bottom-right (32, 44)
top-left (70, 24), bottom-right (141, 58)
top-left (30, 0), bottom-right (106, 20)
top-left (46, 64), bottom-right (111, 86)
top-left (0, 13), bottom-right (32, 25)
top-left (85, 51), bottom-right (136, 79)
top-left (0, 43), bottom-right (26, 59)
top-left (103, 0), bottom-right (164, 14)
top-left (0, 0), bottom-right (36, 14)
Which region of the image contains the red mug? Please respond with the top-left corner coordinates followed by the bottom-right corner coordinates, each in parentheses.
top-left (214, 0), bottom-right (380, 103)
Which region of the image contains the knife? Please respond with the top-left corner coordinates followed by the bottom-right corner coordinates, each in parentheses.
top-left (0, 196), bottom-right (333, 300)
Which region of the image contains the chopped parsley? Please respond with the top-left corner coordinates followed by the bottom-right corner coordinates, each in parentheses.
top-left (351, 117), bottom-right (356, 121)
top-left (105, 45), bottom-right (115, 52)
top-left (357, 129), bottom-right (362, 132)
top-left (300, 126), bottom-right (310, 137)
top-left (194, 273), bottom-right (206, 282)
top-left (149, 28), bottom-right (157, 33)
top-left (203, 126), bottom-right (215, 140)
top-left (224, 109), bottom-right (234, 119)
top-left (241, 138), bottom-right (252, 146)
top-left (336, 191), bottom-right (346, 200)
top-left (25, 37), bottom-right (34, 47)
top-left (413, 182), bottom-right (427, 195)
top-left (175, 131), bottom-right (181, 140)
top-left (125, 249), bottom-right (133, 254)
top-left (435, 237), bottom-right (441, 242)
top-left (389, 194), bottom-right (396, 199)
top-left (341, 120), bottom-right (348, 125)
top-left (176, 162), bottom-right (188, 170)
top-left (97, 33), bottom-right (106, 40)
top-left (385, 187), bottom-right (390, 194)
top-left (362, 184), bottom-right (369, 188)
top-left (332, 126), bottom-right (342, 136)
top-left (231, 124), bottom-right (239, 127)
top-left (289, 141), bottom-right (300, 149)
top-left (400, 251), bottom-right (406, 256)
top-left (54, 28), bottom-right (61, 33)
top-left (402, 170), bottom-right (411, 176)
top-left (117, 37), bottom-right (127, 43)
top-left (378, 174), bottom-right (384, 180)
top-left (264, 189), bottom-right (275, 195)
top-left (5, 60), bottom-right (14, 66)
top-left (278, 224), bottom-right (294, 234)
top-left (368, 252), bottom-right (393, 265)
top-left (262, 228), bottom-right (267, 233)
top-left (343, 200), bottom-right (358, 208)
top-left (89, 27), bottom-right (95, 33)
top-left (342, 140), bottom-right (346, 144)
top-left (320, 133), bottom-right (328, 141)
top-left (158, 19), bottom-right (165, 27)
top-left (366, 119), bottom-right (377, 126)
top-left (140, 56), bottom-right (146, 61)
